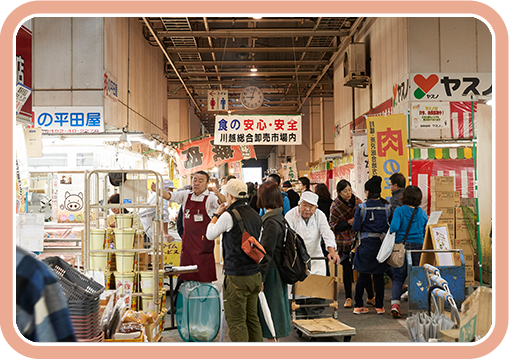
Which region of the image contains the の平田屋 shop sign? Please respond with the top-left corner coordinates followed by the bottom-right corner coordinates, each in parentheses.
top-left (367, 114), bottom-right (409, 199)
top-left (214, 115), bottom-right (302, 145)
top-left (33, 106), bottom-right (104, 133)
top-left (411, 102), bottom-right (450, 129)
top-left (410, 73), bottom-right (492, 101)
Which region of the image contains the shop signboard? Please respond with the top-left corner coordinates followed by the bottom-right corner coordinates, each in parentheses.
top-left (410, 73), bottom-right (492, 102)
top-left (352, 131), bottom-right (368, 201)
top-left (103, 70), bottom-right (118, 102)
top-left (367, 114), bottom-right (409, 199)
top-left (392, 75), bottom-right (410, 107)
top-left (281, 161), bottom-right (298, 182)
top-left (411, 102), bottom-right (450, 129)
top-left (16, 25), bottom-right (32, 120)
top-left (207, 89), bottom-right (228, 112)
top-left (16, 82), bottom-right (32, 115)
top-left (33, 106), bottom-right (104, 133)
top-left (174, 136), bottom-right (255, 176)
top-left (57, 173), bottom-right (85, 223)
top-left (214, 114), bottom-right (302, 145)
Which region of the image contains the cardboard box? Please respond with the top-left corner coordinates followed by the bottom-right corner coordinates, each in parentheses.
top-left (430, 176), bottom-right (455, 192)
top-left (455, 223), bottom-right (471, 240)
top-left (460, 198), bottom-right (477, 210)
top-left (430, 191), bottom-right (458, 208)
top-left (459, 287), bottom-right (492, 341)
top-left (144, 313), bottom-right (164, 342)
top-left (437, 207), bottom-right (456, 220)
top-left (455, 206), bottom-right (475, 219)
top-left (452, 237), bottom-right (472, 249)
top-left (138, 253), bottom-right (150, 270)
top-left (465, 268), bottom-right (475, 287)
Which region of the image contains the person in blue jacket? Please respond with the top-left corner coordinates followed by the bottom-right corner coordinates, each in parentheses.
top-left (259, 174), bottom-right (290, 216)
top-left (388, 185), bottom-right (428, 318)
top-left (352, 176), bottom-right (390, 315)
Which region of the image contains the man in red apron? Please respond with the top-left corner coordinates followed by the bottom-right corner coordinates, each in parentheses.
top-left (154, 170), bottom-right (225, 282)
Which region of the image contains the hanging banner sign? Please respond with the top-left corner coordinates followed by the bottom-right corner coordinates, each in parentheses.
top-left (207, 90), bottom-right (228, 112)
top-left (16, 25), bottom-right (32, 119)
top-left (352, 131), bottom-right (369, 201)
top-left (392, 75), bottom-right (410, 107)
top-left (33, 106), bottom-right (104, 133)
top-left (214, 114), bottom-right (302, 145)
top-left (16, 82), bottom-right (32, 115)
top-left (281, 161), bottom-right (298, 182)
top-left (410, 73), bottom-right (492, 101)
top-left (411, 102), bottom-right (450, 129)
top-left (57, 173), bottom-right (85, 223)
top-left (175, 136), bottom-right (255, 176)
top-left (367, 114), bottom-right (409, 199)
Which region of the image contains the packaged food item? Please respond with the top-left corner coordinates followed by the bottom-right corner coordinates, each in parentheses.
top-left (122, 310), bottom-right (148, 325)
top-left (119, 322), bottom-right (143, 334)
top-left (144, 311), bottom-right (158, 325)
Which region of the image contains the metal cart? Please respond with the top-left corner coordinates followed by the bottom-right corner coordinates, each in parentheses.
top-left (291, 257), bottom-right (356, 342)
top-left (407, 249), bottom-right (466, 314)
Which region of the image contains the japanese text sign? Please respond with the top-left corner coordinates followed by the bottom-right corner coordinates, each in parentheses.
top-left (214, 114), bottom-right (302, 145)
top-left (411, 102), bottom-right (450, 129)
top-left (16, 25), bottom-right (32, 119)
top-left (410, 73), bottom-right (492, 101)
top-left (367, 114), bottom-right (409, 199)
top-left (33, 106), bottom-right (104, 133)
top-left (103, 71), bottom-right (118, 102)
top-left (208, 90), bottom-right (228, 112)
top-left (16, 82), bottom-right (32, 115)
top-left (175, 136), bottom-right (255, 176)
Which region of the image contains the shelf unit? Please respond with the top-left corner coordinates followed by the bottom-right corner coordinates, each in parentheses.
top-left (84, 169), bottom-right (165, 311)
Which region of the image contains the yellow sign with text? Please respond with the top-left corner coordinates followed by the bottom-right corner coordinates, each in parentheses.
top-left (367, 114), bottom-right (409, 199)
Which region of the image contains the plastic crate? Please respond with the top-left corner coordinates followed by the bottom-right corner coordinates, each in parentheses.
top-left (43, 257), bottom-right (104, 302)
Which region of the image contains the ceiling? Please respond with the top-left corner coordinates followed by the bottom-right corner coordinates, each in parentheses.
top-left (140, 16), bottom-right (363, 158)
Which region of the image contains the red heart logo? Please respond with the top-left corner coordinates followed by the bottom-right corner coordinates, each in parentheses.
top-left (414, 74), bottom-right (439, 93)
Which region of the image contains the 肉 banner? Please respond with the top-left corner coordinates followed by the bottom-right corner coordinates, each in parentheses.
top-left (214, 114), bottom-right (302, 145)
top-left (174, 136), bottom-right (255, 176)
top-left (367, 114), bottom-right (409, 199)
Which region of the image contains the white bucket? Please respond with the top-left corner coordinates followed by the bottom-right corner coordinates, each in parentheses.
top-left (90, 228), bottom-right (106, 250)
top-left (114, 271), bottom-right (135, 295)
top-left (115, 214), bottom-right (133, 228)
top-left (113, 228), bottom-right (136, 249)
top-left (139, 270), bottom-right (164, 294)
top-left (90, 253), bottom-right (108, 271)
top-left (140, 297), bottom-right (157, 313)
top-left (116, 253), bottom-right (135, 272)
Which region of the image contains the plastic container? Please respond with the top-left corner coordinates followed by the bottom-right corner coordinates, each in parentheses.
top-left (140, 297), bottom-right (157, 313)
top-left (113, 228), bottom-right (136, 249)
top-left (176, 281), bottom-right (220, 342)
top-left (139, 270), bottom-right (164, 294)
top-left (90, 228), bottom-right (106, 249)
top-left (115, 253), bottom-right (135, 272)
top-left (115, 214), bottom-right (133, 228)
top-left (114, 271), bottom-right (135, 295)
top-left (90, 253), bottom-right (108, 271)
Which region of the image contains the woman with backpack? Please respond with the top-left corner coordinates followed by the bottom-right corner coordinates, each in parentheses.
top-left (387, 186), bottom-right (428, 318)
top-left (351, 176), bottom-right (390, 315)
top-left (257, 181), bottom-right (291, 341)
top-left (330, 179), bottom-right (376, 309)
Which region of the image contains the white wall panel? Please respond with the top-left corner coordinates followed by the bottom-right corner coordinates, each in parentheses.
top-left (33, 18), bottom-right (72, 90)
top-left (72, 90), bottom-right (103, 106)
top-left (476, 19), bottom-right (492, 72)
top-left (409, 18), bottom-right (440, 73)
top-left (440, 18), bottom-right (477, 72)
top-left (33, 90), bottom-right (72, 106)
top-left (72, 17), bottom-right (103, 91)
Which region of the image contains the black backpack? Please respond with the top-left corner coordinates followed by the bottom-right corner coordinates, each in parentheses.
top-left (276, 218), bottom-right (311, 284)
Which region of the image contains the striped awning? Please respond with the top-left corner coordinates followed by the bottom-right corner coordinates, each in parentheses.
top-left (411, 147), bottom-right (473, 160)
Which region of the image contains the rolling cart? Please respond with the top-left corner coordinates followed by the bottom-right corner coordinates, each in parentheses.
top-left (291, 257), bottom-right (356, 342)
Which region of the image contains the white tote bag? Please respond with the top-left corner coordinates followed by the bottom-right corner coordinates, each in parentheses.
top-left (376, 231), bottom-right (396, 263)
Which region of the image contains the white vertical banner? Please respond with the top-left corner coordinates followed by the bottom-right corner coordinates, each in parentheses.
top-left (352, 131), bottom-right (368, 201)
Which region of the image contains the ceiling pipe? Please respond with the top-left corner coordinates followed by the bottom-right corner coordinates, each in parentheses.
top-left (297, 17), bottom-right (365, 112)
top-left (142, 17), bottom-right (201, 112)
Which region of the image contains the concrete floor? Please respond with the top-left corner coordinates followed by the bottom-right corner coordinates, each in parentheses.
top-left (160, 263), bottom-right (411, 343)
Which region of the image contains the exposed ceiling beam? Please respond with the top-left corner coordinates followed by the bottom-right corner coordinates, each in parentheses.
top-left (167, 79), bottom-right (333, 85)
top-left (158, 29), bottom-right (349, 37)
top-left (170, 70), bottom-right (322, 77)
top-left (142, 17), bottom-right (201, 112)
top-left (164, 46), bottom-right (339, 53)
top-left (172, 60), bottom-right (329, 66)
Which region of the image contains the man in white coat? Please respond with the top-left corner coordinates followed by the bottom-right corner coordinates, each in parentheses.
top-left (285, 191), bottom-right (340, 318)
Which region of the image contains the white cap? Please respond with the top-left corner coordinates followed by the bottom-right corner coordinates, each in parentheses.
top-left (299, 191), bottom-right (318, 207)
top-left (224, 179), bottom-right (248, 198)
top-left (163, 180), bottom-right (176, 191)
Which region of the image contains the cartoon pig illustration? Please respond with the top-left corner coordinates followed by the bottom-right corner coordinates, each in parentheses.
top-left (60, 191), bottom-right (84, 212)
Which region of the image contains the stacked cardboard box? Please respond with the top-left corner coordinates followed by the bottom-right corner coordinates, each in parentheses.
top-left (454, 206), bottom-right (476, 286)
top-left (430, 176), bottom-right (458, 237)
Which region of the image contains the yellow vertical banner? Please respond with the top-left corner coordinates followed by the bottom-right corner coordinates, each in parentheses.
top-left (367, 114), bottom-right (409, 199)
